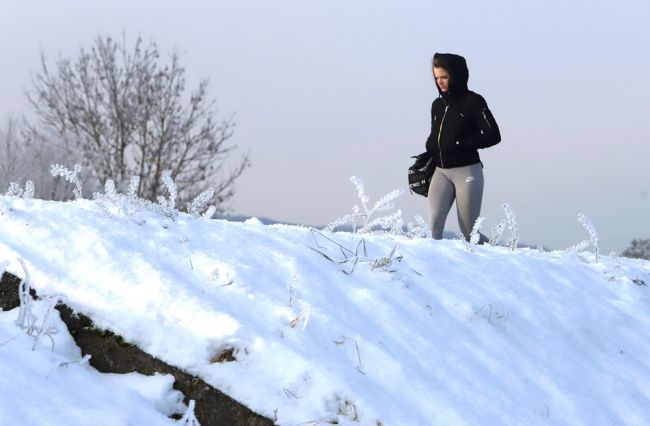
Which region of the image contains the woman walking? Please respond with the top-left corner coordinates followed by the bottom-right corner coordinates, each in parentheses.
top-left (425, 52), bottom-right (501, 242)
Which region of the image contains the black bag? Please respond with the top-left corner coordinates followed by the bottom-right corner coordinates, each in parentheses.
top-left (408, 151), bottom-right (435, 196)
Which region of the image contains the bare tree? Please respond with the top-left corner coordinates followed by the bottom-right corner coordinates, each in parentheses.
top-left (1, 115), bottom-right (75, 199)
top-left (0, 116), bottom-right (22, 185)
top-left (622, 239), bottom-right (650, 260)
top-left (26, 32), bottom-right (250, 208)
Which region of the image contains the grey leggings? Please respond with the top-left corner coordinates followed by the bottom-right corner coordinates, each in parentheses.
top-left (427, 162), bottom-right (488, 242)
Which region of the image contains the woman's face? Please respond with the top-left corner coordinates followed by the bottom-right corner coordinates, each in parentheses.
top-left (433, 66), bottom-right (450, 92)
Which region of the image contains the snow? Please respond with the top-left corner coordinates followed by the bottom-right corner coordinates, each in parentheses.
top-left (0, 302), bottom-right (184, 425)
top-left (0, 195), bottom-right (649, 425)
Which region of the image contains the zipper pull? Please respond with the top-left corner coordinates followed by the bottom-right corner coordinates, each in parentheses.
top-left (481, 109), bottom-right (492, 128)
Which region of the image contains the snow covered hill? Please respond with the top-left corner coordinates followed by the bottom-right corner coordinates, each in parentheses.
top-left (1, 195), bottom-right (649, 425)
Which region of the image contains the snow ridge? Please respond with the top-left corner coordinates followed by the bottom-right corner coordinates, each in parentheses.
top-left (0, 196), bottom-right (649, 425)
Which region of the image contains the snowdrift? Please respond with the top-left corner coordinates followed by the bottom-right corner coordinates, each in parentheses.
top-left (0, 196), bottom-right (649, 425)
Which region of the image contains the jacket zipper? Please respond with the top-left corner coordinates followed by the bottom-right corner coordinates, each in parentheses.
top-left (482, 110), bottom-right (492, 128)
top-left (437, 101), bottom-right (449, 168)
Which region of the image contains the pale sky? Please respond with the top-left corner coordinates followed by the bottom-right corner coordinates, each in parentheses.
top-left (1, 0), bottom-right (649, 253)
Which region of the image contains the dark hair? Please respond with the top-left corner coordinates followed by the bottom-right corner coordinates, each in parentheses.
top-left (432, 56), bottom-right (451, 89)
top-left (432, 56), bottom-right (448, 71)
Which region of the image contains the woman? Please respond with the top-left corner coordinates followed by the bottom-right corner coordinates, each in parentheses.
top-left (425, 52), bottom-right (501, 242)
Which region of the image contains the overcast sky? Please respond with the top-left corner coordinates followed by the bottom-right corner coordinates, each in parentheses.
top-left (1, 0), bottom-right (649, 253)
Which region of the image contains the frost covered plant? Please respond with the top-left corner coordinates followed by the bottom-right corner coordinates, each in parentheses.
top-left (488, 204), bottom-right (517, 248)
top-left (310, 228), bottom-right (405, 276)
top-left (31, 295), bottom-right (61, 351)
top-left (94, 173), bottom-right (215, 220)
top-left (156, 173), bottom-right (179, 219)
top-left (286, 274), bottom-right (297, 308)
top-left (371, 244), bottom-right (401, 272)
top-left (94, 174), bottom-right (183, 220)
top-left (605, 251), bottom-right (623, 282)
top-left (287, 305), bottom-right (311, 330)
top-left (568, 213), bottom-right (600, 261)
top-left (489, 221), bottom-right (505, 246)
top-left (209, 267), bottom-right (234, 287)
top-left (15, 259), bottom-right (36, 332)
top-left (94, 178), bottom-right (149, 217)
top-left (127, 175), bottom-right (139, 197)
top-left (326, 211), bottom-right (359, 234)
top-left (335, 397), bottom-right (360, 422)
top-left (178, 400), bottom-right (200, 425)
top-left (50, 163), bottom-right (83, 199)
top-left (466, 217), bottom-right (485, 252)
top-left (501, 203), bottom-right (519, 250)
top-left (14, 259), bottom-right (60, 351)
top-left (24, 181), bottom-right (34, 198)
top-left (333, 336), bottom-right (364, 375)
top-left (93, 181), bottom-right (112, 212)
top-left (5, 181), bottom-right (35, 199)
top-left (4, 182), bottom-right (19, 197)
top-left (284, 276), bottom-right (311, 330)
top-left (369, 209), bottom-right (404, 236)
top-left (186, 187), bottom-right (215, 218)
top-left (202, 205), bottom-right (217, 219)
top-left (406, 215), bottom-right (428, 238)
top-left (327, 176), bottom-right (404, 235)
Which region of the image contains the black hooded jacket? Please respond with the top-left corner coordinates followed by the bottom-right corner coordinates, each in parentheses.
top-left (425, 53), bottom-right (501, 168)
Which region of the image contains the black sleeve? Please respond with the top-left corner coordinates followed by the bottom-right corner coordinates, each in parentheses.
top-left (425, 100), bottom-right (437, 153)
top-left (461, 95), bottom-right (501, 149)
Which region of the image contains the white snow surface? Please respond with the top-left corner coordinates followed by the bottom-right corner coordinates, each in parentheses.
top-left (0, 302), bottom-right (185, 425)
top-left (1, 196), bottom-right (649, 425)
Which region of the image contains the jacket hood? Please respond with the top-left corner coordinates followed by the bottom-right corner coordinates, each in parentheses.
top-left (433, 52), bottom-right (469, 98)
